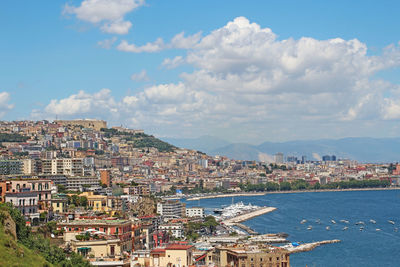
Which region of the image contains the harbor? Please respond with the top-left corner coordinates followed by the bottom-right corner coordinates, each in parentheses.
top-left (222, 206), bottom-right (277, 225)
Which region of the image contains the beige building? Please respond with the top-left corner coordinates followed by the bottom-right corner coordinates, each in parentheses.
top-left (55, 119), bottom-right (107, 131)
top-left (41, 158), bottom-right (84, 176)
top-left (213, 244), bottom-right (290, 267)
top-left (150, 243), bottom-right (193, 267)
top-left (71, 237), bottom-right (122, 259)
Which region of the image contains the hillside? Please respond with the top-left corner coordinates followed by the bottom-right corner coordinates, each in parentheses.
top-left (102, 128), bottom-right (176, 152)
top-left (0, 208), bottom-right (52, 267)
top-left (0, 203), bottom-right (90, 267)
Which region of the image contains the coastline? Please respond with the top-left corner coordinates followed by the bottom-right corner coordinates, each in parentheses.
top-left (186, 192), bottom-right (267, 201)
top-left (185, 187), bottom-right (400, 200)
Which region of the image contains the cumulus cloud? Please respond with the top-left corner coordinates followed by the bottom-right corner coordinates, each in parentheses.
top-left (101, 19), bottom-right (132, 34)
top-left (117, 38), bottom-right (164, 53)
top-left (35, 17), bottom-right (400, 140)
top-left (44, 89), bottom-right (118, 118)
top-left (63, 0), bottom-right (144, 34)
top-left (97, 37), bottom-right (118, 49)
top-left (117, 31), bottom-right (202, 53)
top-left (0, 92), bottom-right (14, 118)
top-left (130, 69), bottom-right (149, 81)
top-left (162, 56), bottom-right (185, 69)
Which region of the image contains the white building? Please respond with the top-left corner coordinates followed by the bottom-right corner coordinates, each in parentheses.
top-left (159, 224), bottom-right (184, 239)
top-left (41, 158), bottom-right (84, 176)
top-left (185, 207), bottom-right (204, 218)
top-left (5, 192), bottom-right (39, 223)
top-left (157, 200), bottom-right (184, 219)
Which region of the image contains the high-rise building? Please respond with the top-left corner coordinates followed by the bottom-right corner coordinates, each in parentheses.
top-left (274, 153), bottom-right (284, 164)
top-left (322, 155), bottom-right (331, 161)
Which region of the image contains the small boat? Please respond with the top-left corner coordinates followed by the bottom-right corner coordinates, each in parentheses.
top-left (340, 220), bottom-right (349, 224)
top-left (376, 228), bottom-right (381, 231)
top-left (342, 226), bottom-right (348, 231)
top-left (300, 219), bottom-right (307, 224)
top-left (370, 219), bottom-right (376, 224)
top-left (326, 226), bottom-right (330, 230)
top-left (315, 219), bottom-right (321, 224)
top-left (213, 208), bottom-right (223, 214)
top-left (331, 220), bottom-right (336, 224)
top-left (307, 225), bottom-right (312, 230)
top-left (394, 228), bottom-right (398, 232)
top-left (388, 220), bottom-right (395, 225)
top-left (360, 226), bottom-right (364, 231)
top-left (355, 221), bottom-right (365, 225)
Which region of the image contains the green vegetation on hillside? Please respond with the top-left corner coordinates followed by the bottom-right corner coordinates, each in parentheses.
top-left (101, 128), bottom-right (176, 152)
top-left (0, 133), bottom-right (29, 143)
top-left (0, 203), bottom-right (90, 267)
top-left (0, 224), bottom-right (52, 267)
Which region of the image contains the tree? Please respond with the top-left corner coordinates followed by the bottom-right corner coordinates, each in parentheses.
top-left (280, 182), bottom-right (291, 191)
top-left (57, 184), bottom-right (66, 193)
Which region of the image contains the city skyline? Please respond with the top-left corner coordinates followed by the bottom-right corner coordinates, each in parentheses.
top-left (2, 0), bottom-right (400, 143)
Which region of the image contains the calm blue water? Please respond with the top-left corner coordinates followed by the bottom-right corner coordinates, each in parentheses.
top-left (184, 190), bottom-right (400, 267)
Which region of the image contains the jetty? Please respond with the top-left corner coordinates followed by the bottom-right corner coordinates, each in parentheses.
top-left (249, 233), bottom-right (288, 243)
top-left (285, 240), bottom-right (341, 254)
top-left (186, 192), bottom-right (267, 201)
top-left (223, 207), bottom-right (276, 225)
top-left (233, 223), bottom-right (259, 235)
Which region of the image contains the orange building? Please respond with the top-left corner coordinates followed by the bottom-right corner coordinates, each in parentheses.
top-left (100, 169), bottom-right (111, 187)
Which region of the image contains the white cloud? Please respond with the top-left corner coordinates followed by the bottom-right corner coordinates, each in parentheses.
top-left (97, 37), bottom-right (118, 49)
top-left (101, 19), bottom-right (132, 35)
top-left (170, 31), bottom-right (202, 49)
top-left (130, 69), bottom-right (149, 81)
top-left (35, 17), bottom-right (400, 141)
top-left (44, 89), bottom-right (118, 117)
top-left (117, 38), bottom-right (164, 53)
top-left (63, 0), bottom-right (144, 34)
top-left (162, 56), bottom-right (185, 69)
top-left (0, 92), bottom-right (14, 118)
top-left (117, 31), bottom-right (202, 53)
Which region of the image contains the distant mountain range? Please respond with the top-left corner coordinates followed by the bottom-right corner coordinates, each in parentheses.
top-left (161, 136), bottom-right (400, 163)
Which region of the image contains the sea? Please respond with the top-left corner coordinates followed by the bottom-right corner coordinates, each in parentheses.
top-left (183, 190), bottom-right (400, 267)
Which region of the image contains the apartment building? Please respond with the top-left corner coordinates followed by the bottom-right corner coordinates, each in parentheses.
top-left (157, 200), bottom-right (185, 219)
top-left (41, 158), bottom-right (84, 176)
top-left (58, 219), bottom-right (133, 252)
top-left (185, 207), bottom-right (204, 218)
top-left (213, 244), bottom-right (290, 267)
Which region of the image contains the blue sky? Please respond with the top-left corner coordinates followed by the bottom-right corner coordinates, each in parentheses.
top-left (1, 0), bottom-right (400, 143)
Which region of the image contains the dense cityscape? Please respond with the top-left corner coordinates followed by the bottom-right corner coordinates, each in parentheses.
top-left (0, 119), bottom-right (396, 266)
